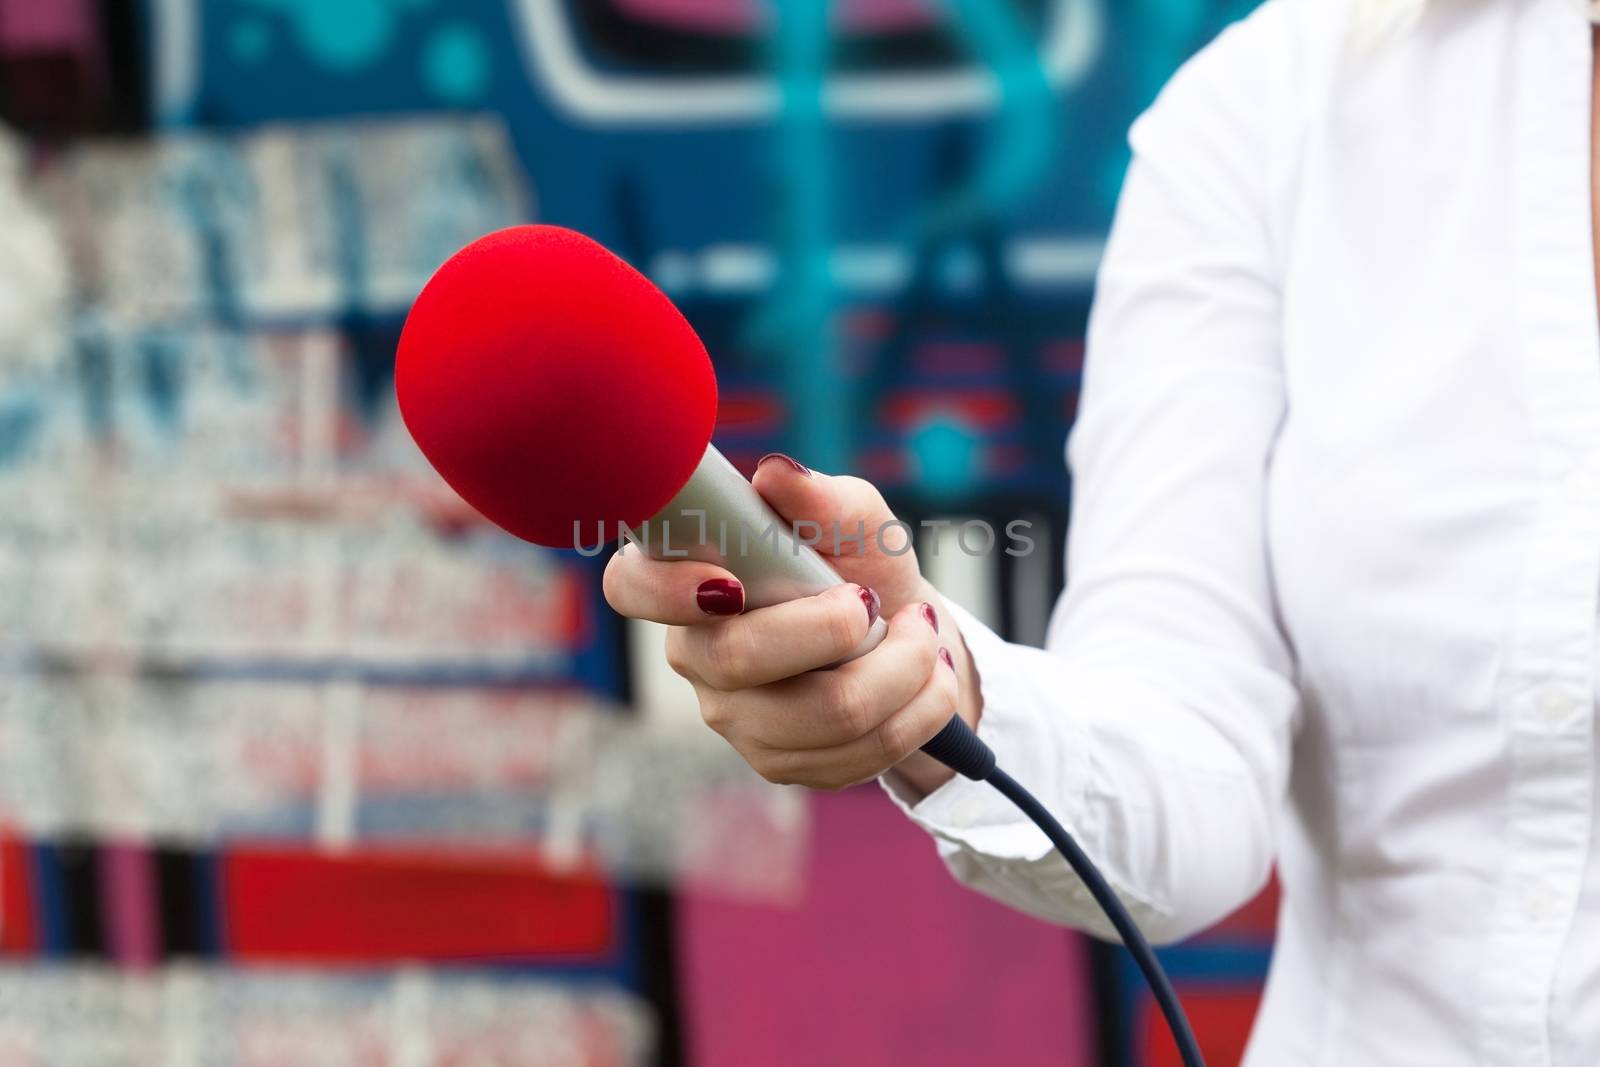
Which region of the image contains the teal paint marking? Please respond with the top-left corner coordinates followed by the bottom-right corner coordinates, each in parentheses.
top-left (0, 391), bottom-right (42, 467)
top-left (422, 22), bottom-right (492, 104)
top-left (229, 18), bottom-right (273, 64)
top-left (236, 0), bottom-right (397, 72)
top-left (753, 0), bottom-right (846, 471)
top-left (909, 413), bottom-right (985, 502)
top-left (918, 0), bottom-right (1058, 240)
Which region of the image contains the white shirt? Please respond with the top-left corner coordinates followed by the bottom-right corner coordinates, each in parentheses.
top-left (885, 1), bottom-right (1600, 1063)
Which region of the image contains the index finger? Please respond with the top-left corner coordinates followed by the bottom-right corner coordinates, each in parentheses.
top-left (602, 547), bottom-right (746, 625)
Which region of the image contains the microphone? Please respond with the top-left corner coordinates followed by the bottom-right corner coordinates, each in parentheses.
top-left (395, 224), bottom-right (886, 661)
top-left (394, 225), bottom-right (1207, 1067)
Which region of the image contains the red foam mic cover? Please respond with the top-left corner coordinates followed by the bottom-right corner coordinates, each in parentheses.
top-left (396, 225), bottom-right (717, 547)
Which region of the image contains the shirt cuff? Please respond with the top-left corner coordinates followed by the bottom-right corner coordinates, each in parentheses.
top-left (879, 600), bottom-right (1092, 862)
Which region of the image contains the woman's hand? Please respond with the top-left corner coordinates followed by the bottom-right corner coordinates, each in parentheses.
top-left (602, 454), bottom-right (982, 798)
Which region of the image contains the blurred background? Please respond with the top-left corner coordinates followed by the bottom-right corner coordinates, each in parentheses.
top-left (0, 1), bottom-right (1275, 1064)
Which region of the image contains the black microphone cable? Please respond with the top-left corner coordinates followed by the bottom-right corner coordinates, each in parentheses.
top-left (921, 715), bottom-right (1206, 1067)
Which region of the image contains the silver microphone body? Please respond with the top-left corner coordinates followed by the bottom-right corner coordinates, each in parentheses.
top-left (627, 445), bottom-right (888, 661)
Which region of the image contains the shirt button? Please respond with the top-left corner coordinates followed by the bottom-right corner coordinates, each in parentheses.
top-left (1535, 687), bottom-right (1580, 725)
top-left (1524, 882), bottom-right (1561, 922)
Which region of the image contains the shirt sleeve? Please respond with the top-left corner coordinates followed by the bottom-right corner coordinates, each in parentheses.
top-left (881, 2), bottom-right (1302, 945)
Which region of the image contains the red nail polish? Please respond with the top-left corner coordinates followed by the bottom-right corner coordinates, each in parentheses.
top-left (697, 578), bottom-right (744, 616)
top-left (938, 647), bottom-right (955, 670)
top-left (758, 452), bottom-right (811, 477)
top-left (859, 586), bottom-right (881, 627)
top-left (921, 603), bottom-right (939, 632)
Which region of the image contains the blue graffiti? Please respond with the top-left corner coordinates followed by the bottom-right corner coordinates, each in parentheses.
top-left (747, 0), bottom-right (842, 470)
top-left (422, 22), bottom-right (493, 104)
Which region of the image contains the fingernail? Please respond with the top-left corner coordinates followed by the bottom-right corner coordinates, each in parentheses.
top-left (859, 586), bottom-right (881, 627)
top-left (697, 578), bottom-right (744, 616)
top-left (938, 647), bottom-right (955, 670)
top-left (758, 452), bottom-right (811, 477)
top-left (920, 603), bottom-right (939, 633)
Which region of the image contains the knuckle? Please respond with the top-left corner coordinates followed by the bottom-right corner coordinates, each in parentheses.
top-left (827, 674), bottom-right (874, 738)
top-left (837, 475), bottom-right (885, 511)
top-left (826, 597), bottom-right (864, 653)
top-left (753, 750), bottom-right (800, 787)
top-left (663, 629), bottom-right (695, 680)
top-left (755, 750), bottom-right (857, 792)
top-left (876, 714), bottom-right (914, 765)
top-left (698, 690), bottom-right (733, 734)
top-left (702, 625), bottom-right (756, 689)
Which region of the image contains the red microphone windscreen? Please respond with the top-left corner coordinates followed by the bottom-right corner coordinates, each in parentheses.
top-left (396, 225), bottom-right (717, 547)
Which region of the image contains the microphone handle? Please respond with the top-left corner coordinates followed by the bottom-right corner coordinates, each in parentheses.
top-left (629, 444), bottom-right (889, 661)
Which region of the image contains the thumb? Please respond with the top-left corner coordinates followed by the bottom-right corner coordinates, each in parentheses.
top-left (750, 452), bottom-right (924, 610)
